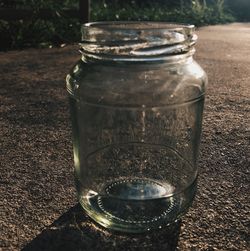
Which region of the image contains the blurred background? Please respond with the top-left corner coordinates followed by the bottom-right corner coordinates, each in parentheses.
top-left (0, 0), bottom-right (249, 51)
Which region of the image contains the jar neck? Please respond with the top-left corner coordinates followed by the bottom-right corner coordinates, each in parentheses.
top-left (80, 22), bottom-right (197, 63)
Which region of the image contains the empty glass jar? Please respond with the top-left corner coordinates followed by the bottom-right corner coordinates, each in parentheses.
top-left (66, 22), bottom-right (207, 233)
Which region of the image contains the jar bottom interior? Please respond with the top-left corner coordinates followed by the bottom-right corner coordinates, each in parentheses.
top-left (76, 176), bottom-right (197, 233)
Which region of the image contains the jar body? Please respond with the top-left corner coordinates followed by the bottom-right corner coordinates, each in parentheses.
top-left (67, 23), bottom-right (207, 233)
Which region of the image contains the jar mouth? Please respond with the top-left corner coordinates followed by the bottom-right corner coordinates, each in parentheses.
top-left (80, 22), bottom-right (197, 61)
top-left (83, 21), bottom-right (194, 32)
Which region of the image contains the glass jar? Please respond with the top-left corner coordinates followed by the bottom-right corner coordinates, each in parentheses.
top-left (66, 22), bottom-right (207, 233)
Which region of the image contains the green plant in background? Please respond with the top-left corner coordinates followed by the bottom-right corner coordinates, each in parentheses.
top-left (91, 0), bottom-right (234, 25)
top-left (0, 0), bottom-right (81, 50)
top-left (0, 0), bottom-right (244, 51)
top-left (226, 0), bottom-right (250, 21)
top-left (184, 0), bottom-right (234, 25)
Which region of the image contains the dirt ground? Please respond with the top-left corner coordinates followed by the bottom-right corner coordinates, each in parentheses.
top-left (0, 23), bottom-right (249, 250)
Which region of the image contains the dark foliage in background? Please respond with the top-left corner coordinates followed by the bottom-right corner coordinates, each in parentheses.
top-left (0, 0), bottom-right (249, 51)
top-left (91, 0), bottom-right (234, 24)
top-left (225, 0), bottom-right (250, 21)
top-left (0, 0), bottom-right (80, 50)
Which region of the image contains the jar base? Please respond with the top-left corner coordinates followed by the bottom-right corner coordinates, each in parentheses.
top-left (78, 178), bottom-right (196, 233)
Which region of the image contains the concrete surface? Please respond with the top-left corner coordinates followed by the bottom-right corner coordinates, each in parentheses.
top-left (0, 23), bottom-right (249, 250)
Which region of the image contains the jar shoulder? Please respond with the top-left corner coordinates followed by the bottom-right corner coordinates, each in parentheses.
top-left (66, 59), bottom-right (207, 106)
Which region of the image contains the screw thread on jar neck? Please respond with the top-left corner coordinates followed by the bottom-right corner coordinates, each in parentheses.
top-left (80, 22), bottom-right (197, 62)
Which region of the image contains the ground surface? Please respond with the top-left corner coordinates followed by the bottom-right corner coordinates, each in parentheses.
top-left (0, 23), bottom-right (249, 251)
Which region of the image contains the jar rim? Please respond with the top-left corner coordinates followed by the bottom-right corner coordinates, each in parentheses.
top-left (83, 21), bottom-right (194, 32)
